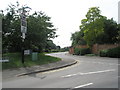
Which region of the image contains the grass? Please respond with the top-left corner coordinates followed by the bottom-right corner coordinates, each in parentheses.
top-left (2, 53), bottom-right (61, 70)
top-left (85, 54), bottom-right (98, 56)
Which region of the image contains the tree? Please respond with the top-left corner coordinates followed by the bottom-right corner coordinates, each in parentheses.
top-left (71, 7), bottom-right (119, 48)
top-left (117, 24), bottom-right (120, 42)
top-left (45, 40), bottom-right (57, 52)
top-left (2, 2), bottom-right (57, 52)
top-left (96, 18), bottom-right (118, 44)
top-left (80, 7), bottom-right (106, 46)
top-left (71, 31), bottom-right (86, 46)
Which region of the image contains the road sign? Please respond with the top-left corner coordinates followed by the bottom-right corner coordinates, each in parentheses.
top-left (24, 50), bottom-right (31, 55)
top-left (21, 26), bottom-right (27, 33)
top-left (21, 20), bottom-right (27, 26)
top-left (22, 33), bottom-right (25, 39)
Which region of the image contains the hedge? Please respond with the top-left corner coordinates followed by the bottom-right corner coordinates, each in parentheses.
top-left (74, 48), bottom-right (91, 55)
top-left (99, 46), bottom-right (120, 58)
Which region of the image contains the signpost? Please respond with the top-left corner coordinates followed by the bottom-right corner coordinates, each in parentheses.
top-left (20, 8), bottom-right (27, 64)
top-left (19, 6), bottom-right (31, 64)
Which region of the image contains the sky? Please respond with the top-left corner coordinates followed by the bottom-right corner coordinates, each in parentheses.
top-left (1, 0), bottom-right (120, 48)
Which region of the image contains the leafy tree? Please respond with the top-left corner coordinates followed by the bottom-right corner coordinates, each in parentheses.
top-left (81, 7), bottom-right (104, 46)
top-left (45, 40), bottom-right (57, 52)
top-left (116, 24), bottom-right (120, 43)
top-left (71, 31), bottom-right (86, 46)
top-left (71, 7), bottom-right (119, 48)
top-left (2, 2), bottom-right (57, 53)
top-left (96, 18), bottom-right (118, 44)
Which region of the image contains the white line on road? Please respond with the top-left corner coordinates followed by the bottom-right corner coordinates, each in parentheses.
top-left (62, 69), bottom-right (116, 78)
top-left (82, 61), bottom-right (119, 66)
top-left (74, 83), bottom-right (93, 88)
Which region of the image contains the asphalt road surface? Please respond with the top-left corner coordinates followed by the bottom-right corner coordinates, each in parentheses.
top-left (2, 52), bottom-right (119, 88)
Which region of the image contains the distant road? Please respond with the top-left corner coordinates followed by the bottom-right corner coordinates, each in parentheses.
top-left (3, 52), bottom-right (119, 88)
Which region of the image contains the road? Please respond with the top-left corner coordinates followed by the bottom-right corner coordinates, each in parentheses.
top-left (2, 52), bottom-right (119, 88)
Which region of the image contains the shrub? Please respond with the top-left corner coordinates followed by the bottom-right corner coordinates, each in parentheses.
top-left (107, 47), bottom-right (120, 58)
top-left (99, 46), bottom-right (120, 58)
top-left (80, 48), bottom-right (91, 55)
top-left (99, 49), bottom-right (109, 57)
top-left (74, 48), bottom-right (91, 55)
top-left (74, 48), bottom-right (81, 55)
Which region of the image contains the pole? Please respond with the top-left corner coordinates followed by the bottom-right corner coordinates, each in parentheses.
top-left (22, 39), bottom-right (24, 64)
top-left (20, 7), bottom-right (30, 64)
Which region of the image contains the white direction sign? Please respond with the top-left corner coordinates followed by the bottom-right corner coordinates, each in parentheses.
top-left (21, 26), bottom-right (27, 33)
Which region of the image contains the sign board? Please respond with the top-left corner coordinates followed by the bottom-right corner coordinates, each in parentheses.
top-left (21, 26), bottom-right (27, 33)
top-left (21, 12), bottom-right (27, 33)
top-left (24, 50), bottom-right (31, 55)
top-left (21, 13), bottom-right (27, 26)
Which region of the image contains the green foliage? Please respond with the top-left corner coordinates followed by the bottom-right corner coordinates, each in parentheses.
top-left (96, 18), bottom-right (118, 44)
top-left (71, 7), bottom-right (119, 48)
top-left (99, 49), bottom-right (109, 57)
top-left (85, 54), bottom-right (98, 56)
top-left (117, 24), bottom-right (120, 42)
top-left (80, 48), bottom-right (91, 55)
top-left (74, 48), bottom-right (81, 55)
top-left (2, 2), bottom-right (57, 53)
top-left (74, 48), bottom-right (91, 55)
top-left (81, 7), bottom-right (105, 46)
top-left (99, 46), bottom-right (120, 58)
top-left (71, 31), bottom-right (86, 46)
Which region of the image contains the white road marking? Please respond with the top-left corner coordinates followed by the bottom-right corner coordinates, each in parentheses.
top-left (80, 61), bottom-right (119, 66)
top-left (62, 69), bottom-right (115, 78)
top-left (74, 83), bottom-right (93, 88)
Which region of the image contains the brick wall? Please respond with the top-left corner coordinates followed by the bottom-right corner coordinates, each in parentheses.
top-left (69, 44), bottom-right (120, 54)
top-left (92, 44), bottom-right (120, 54)
top-left (69, 45), bottom-right (88, 54)
top-left (69, 47), bottom-right (74, 54)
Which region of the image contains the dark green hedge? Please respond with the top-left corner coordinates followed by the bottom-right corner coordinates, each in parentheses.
top-left (74, 48), bottom-right (91, 55)
top-left (99, 46), bottom-right (120, 58)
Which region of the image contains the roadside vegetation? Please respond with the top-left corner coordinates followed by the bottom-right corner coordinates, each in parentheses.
top-left (99, 46), bottom-right (120, 58)
top-left (1, 2), bottom-right (64, 70)
top-left (71, 7), bottom-right (120, 58)
top-left (1, 2), bottom-right (59, 53)
top-left (2, 53), bottom-right (61, 70)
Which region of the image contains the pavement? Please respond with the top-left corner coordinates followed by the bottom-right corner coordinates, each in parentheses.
top-left (2, 54), bottom-right (77, 80)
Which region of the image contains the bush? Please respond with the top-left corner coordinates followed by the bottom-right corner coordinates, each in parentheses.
top-left (74, 48), bottom-right (81, 55)
top-left (80, 48), bottom-right (91, 55)
top-left (74, 48), bottom-right (91, 55)
top-left (99, 46), bottom-right (120, 58)
top-left (99, 49), bottom-right (109, 57)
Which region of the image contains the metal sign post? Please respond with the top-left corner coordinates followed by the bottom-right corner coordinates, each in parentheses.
top-left (21, 8), bottom-right (27, 64)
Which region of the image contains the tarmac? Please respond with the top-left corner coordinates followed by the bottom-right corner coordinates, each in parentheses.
top-left (2, 57), bottom-right (77, 80)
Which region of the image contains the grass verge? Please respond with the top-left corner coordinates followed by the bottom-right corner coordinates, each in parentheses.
top-left (2, 53), bottom-right (61, 70)
top-left (85, 54), bottom-right (98, 56)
